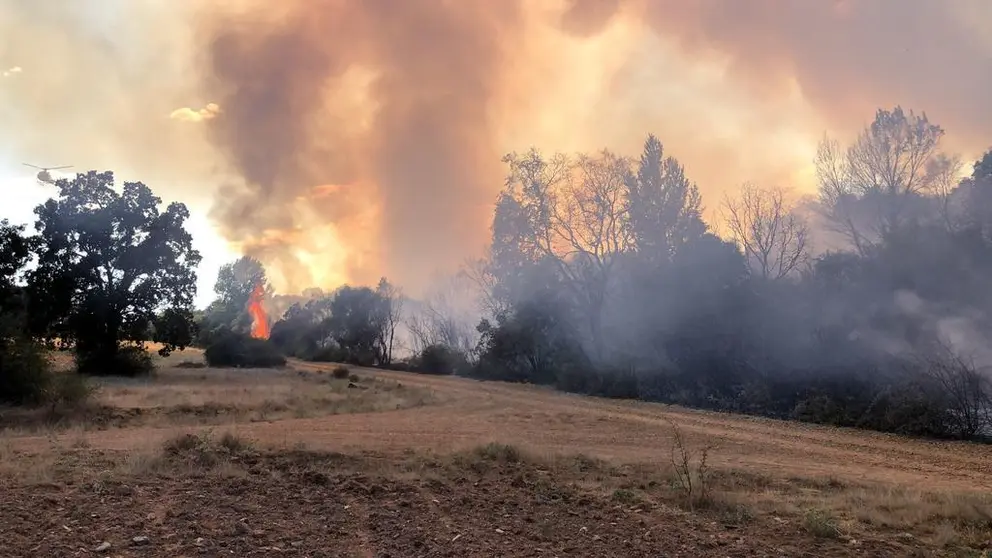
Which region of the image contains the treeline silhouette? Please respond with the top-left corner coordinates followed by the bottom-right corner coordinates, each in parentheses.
top-left (266, 106), bottom-right (992, 440)
top-left (2, 106), bottom-right (991, 441)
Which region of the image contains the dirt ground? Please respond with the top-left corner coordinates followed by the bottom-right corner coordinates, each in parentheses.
top-left (1, 352), bottom-right (991, 556)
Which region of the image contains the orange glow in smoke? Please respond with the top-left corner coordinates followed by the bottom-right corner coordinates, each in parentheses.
top-left (248, 283), bottom-right (270, 340)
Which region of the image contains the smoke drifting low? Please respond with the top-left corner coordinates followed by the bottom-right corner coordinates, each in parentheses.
top-left (2, 0), bottom-right (991, 294)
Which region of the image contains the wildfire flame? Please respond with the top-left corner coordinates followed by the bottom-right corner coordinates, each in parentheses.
top-left (247, 283), bottom-right (270, 340)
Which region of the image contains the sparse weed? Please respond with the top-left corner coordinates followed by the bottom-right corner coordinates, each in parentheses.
top-left (161, 430), bottom-right (256, 469)
top-left (612, 488), bottom-right (639, 505)
top-left (668, 419), bottom-right (714, 509)
top-left (474, 442), bottom-right (523, 463)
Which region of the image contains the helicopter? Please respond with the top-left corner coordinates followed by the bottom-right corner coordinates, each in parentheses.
top-left (23, 163), bottom-right (73, 184)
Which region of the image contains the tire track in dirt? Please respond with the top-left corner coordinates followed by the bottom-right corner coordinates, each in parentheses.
top-left (7, 361), bottom-right (992, 492)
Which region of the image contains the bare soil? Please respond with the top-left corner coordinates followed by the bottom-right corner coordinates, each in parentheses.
top-left (1, 353), bottom-right (990, 556)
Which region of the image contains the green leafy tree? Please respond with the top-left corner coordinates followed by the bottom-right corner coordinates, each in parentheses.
top-left (0, 220), bottom-right (51, 404)
top-left (28, 171), bottom-right (201, 372)
top-left (0, 219), bottom-right (33, 321)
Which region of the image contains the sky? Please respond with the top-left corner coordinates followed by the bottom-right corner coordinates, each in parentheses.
top-left (1, 0), bottom-right (991, 305)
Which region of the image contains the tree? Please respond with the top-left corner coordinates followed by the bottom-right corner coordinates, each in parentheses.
top-left (28, 171), bottom-right (201, 370)
top-left (327, 286), bottom-right (384, 365)
top-left (816, 107), bottom-right (948, 254)
top-left (957, 149), bottom-right (992, 238)
top-left (722, 183), bottom-right (810, 280)
top-left (500, 148), bottom-right (633, 360)
top-left (374, 277), bottom-right (402, 365)
top-left (406, 272), bottom-right (480, 355)
top-left (0, 219), bottom-right (50, 405)
top-left (269, 296), bottom-right (334, 359)
top-left (0, 220), bottom-right (33, 319)
top-left (625, 134), bottom-right (706, 266)
top-left (209, 256), bottom-right (270, 334)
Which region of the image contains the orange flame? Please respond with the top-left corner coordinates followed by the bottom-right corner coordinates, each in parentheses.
top-left (247, 283), bottom-right (270, 340)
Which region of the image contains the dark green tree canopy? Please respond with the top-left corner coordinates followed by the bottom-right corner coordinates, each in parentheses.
top-left (28, 171), bottom-right (201, 361)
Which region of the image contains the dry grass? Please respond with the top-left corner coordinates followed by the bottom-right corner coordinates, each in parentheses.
top-left (420, 439), bottom-right (992, 553)
top-left (0, 350), bottom-right (436, 433)
top-left (0, 434), bottom-right (989, 554)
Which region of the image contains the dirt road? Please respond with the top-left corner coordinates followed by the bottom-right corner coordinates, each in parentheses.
top-left (9, 361), bottom-right (992, 491)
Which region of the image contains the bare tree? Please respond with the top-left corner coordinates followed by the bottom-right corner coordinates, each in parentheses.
top-left (816, 107), bottom-right (949, 254)
top-left (404, 272), bottom-right (479, 356)
top-left (722, 183), bottom-right (810, 280)
top-left (373, 278), bottom-right (402, 365)
top-left (501, 148), bottom-right (633, 360)
top-left (917, 341), bottom-right (992, 439)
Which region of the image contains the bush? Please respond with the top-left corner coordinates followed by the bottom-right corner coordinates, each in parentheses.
top-left (47, 372), bottom-right (94, 408)
top-left (331, 365), bottom-right (350, 379)
top-left (76, 346), bottom-right (154, 377)
top-left (204, 333), bottom-right (286, 368)
top-left (415, 344), bottom-right (470, 375)
top-left (0, 338), bottom-right (53, 405)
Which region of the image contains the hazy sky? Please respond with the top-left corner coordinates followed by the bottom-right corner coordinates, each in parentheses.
top-left (1, 0), bottom-right (990, 304)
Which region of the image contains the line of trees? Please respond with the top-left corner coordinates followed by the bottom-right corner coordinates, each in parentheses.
top-left (3, 106), bottom-right (991, 440)
top-left (457, 106), bottom-right (992, 439)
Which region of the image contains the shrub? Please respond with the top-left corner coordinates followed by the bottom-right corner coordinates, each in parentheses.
top-left (75, 345), bottom-right (155, 377)
top-left (415, 344), bottom-right (470, 375)
top-left (204, 332), bottom-right (286, 368)
top-left (332, 365), bottom-right (351, 379)
top-left (0, 338), bottom-right (53, 405)
top-left (48, 372), bottom-right (94, 408)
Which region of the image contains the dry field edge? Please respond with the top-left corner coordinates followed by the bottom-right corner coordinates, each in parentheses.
top-left (1, 354), bottom-right (991, 556)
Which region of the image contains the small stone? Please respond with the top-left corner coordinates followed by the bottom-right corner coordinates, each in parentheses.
top-left (132, 536), bottom-right (150, 545)
top-left (495, 529), bottom-right (505, 534)
top-left (592, 535), bottom-right (602, 541)
top-left (94, 542), bottom-right (111, 552)
top-left (194, 537), bottom-right (206, 546)
top-left (451, 534), bottom-right (462, 542)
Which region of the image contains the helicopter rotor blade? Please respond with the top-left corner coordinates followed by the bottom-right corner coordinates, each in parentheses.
top-left (22, 163), bottom-right (43, 170)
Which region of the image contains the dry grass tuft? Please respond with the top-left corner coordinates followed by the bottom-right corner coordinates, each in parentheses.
top-left (803, 508), bottom-right (842, 538)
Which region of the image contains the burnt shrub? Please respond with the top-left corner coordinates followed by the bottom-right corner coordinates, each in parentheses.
top-left (204, 332), bottom-right (286, 368)
top-left (331, 365), bottom-right (351, 379)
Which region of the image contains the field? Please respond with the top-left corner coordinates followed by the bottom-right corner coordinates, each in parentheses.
top-left (1, 350), bottom-right (991, 557)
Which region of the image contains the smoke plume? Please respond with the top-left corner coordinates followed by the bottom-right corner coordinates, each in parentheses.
top-left (2, 0), bottom-right (990, 294)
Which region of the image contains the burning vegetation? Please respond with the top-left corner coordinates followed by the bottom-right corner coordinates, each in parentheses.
top-left (247, 283), bottom-right (270, 340)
